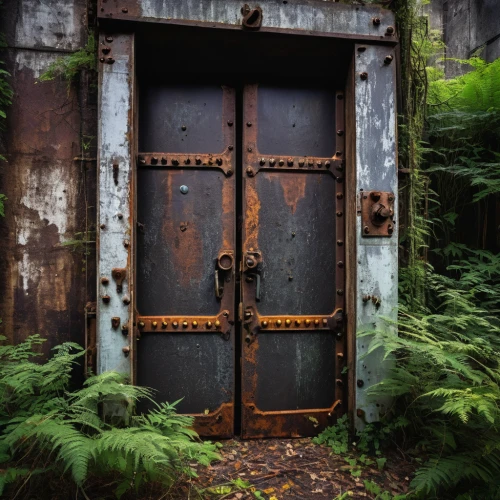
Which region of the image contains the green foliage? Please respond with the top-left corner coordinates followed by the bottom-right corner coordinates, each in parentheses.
top-left (313, 414), bottom-right (349, 454)
top-left (39, 33), bottom-right (97, 87)
top-left (364, 250), bottom-right (500, 498)
top-left (0, 335), bottom-right (219, 497)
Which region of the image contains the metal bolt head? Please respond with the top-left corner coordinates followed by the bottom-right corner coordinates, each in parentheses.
top-left (184, 158), bottom-right (191, 165)
top-left (357, 379), bottom-right (364, 388)
top-left (322, 318), bottom-right (328, 326)
top-left (360, 72), bottom-right (368, 80)
top-left (206, 321), bottom-right (212, 328)
top-left (338, 261), bottom-right (344, 268)
top-left (337, 94), bottom-right (344, 100)
top-left (195, 156), bottom-right (201, 165)
top-left (227, 120), bottom-right (233, 126)
top-left (181, 125), bottom-right (187, 131)
top-left (325, 160), bottom-right (331, 169)
top-left (173, 321), bottom-right (179, 328)
top-left (276, 319), bottom-right (282, 327)
top-left (295, 319), bottom-right (301, 326)
top-left (246, 122), bottom-right (252, 127)
top-left (269, 158), bottom-right (276, 166)
top-left (337, 240), bottom-right (343, 246)
top-left (305, 319), bottom-right (311, 326)
top-left (278, 159), bottom-right (284, 167)
top-left (337, 192), bottom-right (343, 200)
top-left (215, 320), bottom-right (221, 328)
top-left (298, 159), bottom-right (305, 167)
top-left (152, 321), bottom-right (158, 328)
top-left (314, 319), bottom-right (320, 326)
top-left (246, 167), bottom-right (254, 177)
top-left (384, 55), bottom-right (394, 65)
top-left (260, 158), bottom-right (266, 166)
top-left (161, 157), bottom-right (167, 165)
top-left (151, 157), bottom-right (158, 165)
top-left (162, 321), bottom-right (168, 328)
top-left (317, 161), bottom-right (322, 168)
top-left (337, 130), bottom-right (344, 136)
top-left (247, 147), bottom-right (252, 152)
top-left (216, 158), bottom-right (223, 166)
top-left (138, 321), bottom-right (145, 328)
top-left (337, 289), bottom-right (344, 296)
top-left (100, 224), bottom-right (106, 230)
top-left (386, 26), bottom-right (395, 35)
top-left (182, 321), bottom-right (188, 328)
top-left (287, 158), bottom-right (293, 166)
top-left (364, 226), bottom-right (370, 234)
top-left (101, 277), bottom-right (109, 285)
top-left (122, 296), bottom-right (131, 304)
top-left (192, 321), bottom-right (198, 328)
top-left (102, 295), bottom-right (110, 303)
top-left (285, 319), bottom-right (291, 326)
top-left (171, 159), bottom-right (179, 166)
top-left (372, 17), bottom-right (381, 25)
top-left (121, 7), bottom-right (128, 13)
top-left (180, 185), bottom-right (189, 194)
top-left (105, 36), bottom-right (113, 42)
top-left (261, 320), bottom-right (268, 328)
top-left (337, 211), bottom-right (343, 217)
top-left (226, 169), bottom-right (233, 177)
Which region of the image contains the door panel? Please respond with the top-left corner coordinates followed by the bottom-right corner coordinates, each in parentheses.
top-left (256, 85), bottom-right (336, 157)
top-left (136, 84), bottom-right (236, 438)
top-left (255, 171), bottom-right (337, 315)
top-left (241, 84), bottom-right (345, 438)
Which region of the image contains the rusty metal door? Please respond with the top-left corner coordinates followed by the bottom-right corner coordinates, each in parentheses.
top-left (136, 84), bottom-right (236, 438)
top-left (240, 84), bottom-right (345, 438)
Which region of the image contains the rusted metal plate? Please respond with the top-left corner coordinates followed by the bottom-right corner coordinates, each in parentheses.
top-left (360, 191), bottom-right (395, 237)
top-left (97, 0), bottom-right (397, 44)
top-left (136, 84), bottom-right (236, 438)
top-left (241, 84), bottom-right (345, 439)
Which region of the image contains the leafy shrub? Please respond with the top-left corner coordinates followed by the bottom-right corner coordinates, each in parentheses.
top-left (0, 335), bottom-right (219, 498)
top-left (365, 251), bottom-right (500, 498)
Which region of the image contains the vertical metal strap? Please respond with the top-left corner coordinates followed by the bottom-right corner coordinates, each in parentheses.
top-left (354, 44), bottom-right (398, 427)
top-left (97, 33), bottom-right (135, 376)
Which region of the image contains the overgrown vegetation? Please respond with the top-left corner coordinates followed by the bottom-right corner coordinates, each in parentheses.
top-left (39, 33), bottom-right (97, 88)
top-left (367, 23), bottom-right (500, 500)
top-left (316, 3), bottom-right (500, 499)
top-left (0, 335), bottom-right (219, 498)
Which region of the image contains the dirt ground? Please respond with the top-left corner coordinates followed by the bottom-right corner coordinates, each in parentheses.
top-left (186, 438), bottom-right (414, 499)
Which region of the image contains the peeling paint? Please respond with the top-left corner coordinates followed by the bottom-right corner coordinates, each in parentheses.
top-left (354, 45), bottom-right (398, 427)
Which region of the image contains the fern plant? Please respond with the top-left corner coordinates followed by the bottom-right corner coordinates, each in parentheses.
top-left (363, 253), bottom-right (500, 498)
top-left (0, 335), bottom-right (219, 498)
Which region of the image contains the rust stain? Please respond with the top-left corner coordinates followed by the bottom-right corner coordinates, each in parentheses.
top-left (221, 178), bottom-right (234, 250)
top-left (278, 173), bottom-right (308, 215)
top-left (244, 180), bottom-right (261, 248)
top-left (162, 171), bottom-right (203, 287)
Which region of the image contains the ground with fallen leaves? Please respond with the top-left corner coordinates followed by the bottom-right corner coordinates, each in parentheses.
top-left (184, 438), bottom-right (414, 499)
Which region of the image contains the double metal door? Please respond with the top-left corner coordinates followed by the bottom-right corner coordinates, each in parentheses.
top-left (136, 82), bottom-right (345, 438)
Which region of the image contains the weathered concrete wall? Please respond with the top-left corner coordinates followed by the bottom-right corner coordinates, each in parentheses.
top-left (428, 0), bottom-right (500, 78)
top-left (0, 0), bottom-right (95, 357)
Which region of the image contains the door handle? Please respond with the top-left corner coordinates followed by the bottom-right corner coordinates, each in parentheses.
top-left (244, 251), bottom-right (262, 302)
top-left (215, 250), bottom-right (234, 300)
top-left (215, 269), bottom-right (224, 299)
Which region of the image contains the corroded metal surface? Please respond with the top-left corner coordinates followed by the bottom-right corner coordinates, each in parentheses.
top-left (0, 0), bottom-right (90, 358)
top-left (241, 84), bottom-right (345, 439)
top-left (135, 84), bottom-right (236, 438)
top-left (354, 45), bottom-right (398, 427)
top-left (97, 33), bottom-right (135, 375)
top-left (97, 0), bottom-right (397, 44)
top-left (360, 191), bottom-right (395, 237)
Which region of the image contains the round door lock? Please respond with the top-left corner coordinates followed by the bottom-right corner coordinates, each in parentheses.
top-left (371, 203), bottom-right (392, 226)
top-left (218, 252), bottom-right (234, 271)
top-left (246, 255), bottom-right (258, 269)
